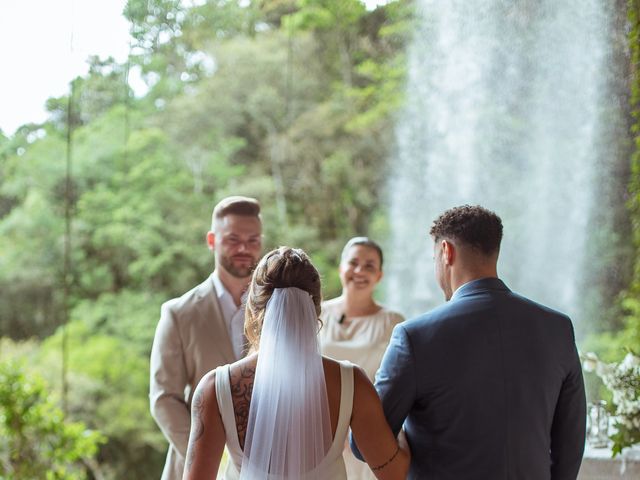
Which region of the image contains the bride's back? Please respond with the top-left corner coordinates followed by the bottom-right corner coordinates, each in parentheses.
top-left (228, 354), bottom-right (344, 450)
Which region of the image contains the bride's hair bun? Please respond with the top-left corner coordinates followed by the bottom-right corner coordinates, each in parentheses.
top-left (245, 246), bottom-right (322, 349)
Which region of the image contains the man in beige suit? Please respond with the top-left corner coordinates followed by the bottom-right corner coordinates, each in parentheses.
top-left (150, 196), bottom-right (262, 480)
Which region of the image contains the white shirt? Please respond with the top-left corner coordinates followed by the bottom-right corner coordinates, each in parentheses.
top-left (450, 277), bottom-right (496, 301)
top-left (212, 270), bottom-right (246, 360)
top-left (450, 282), bottom-right (468, 301)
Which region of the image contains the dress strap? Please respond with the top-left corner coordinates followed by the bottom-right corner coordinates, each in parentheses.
top-left (214, 364), bottom-right (243, 454)
top-left (335, 361), bottom-right (354, 441)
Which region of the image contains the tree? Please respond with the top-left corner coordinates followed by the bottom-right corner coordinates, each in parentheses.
top-left (0, 360), bottom-right (104, 479)
top-left (616, 0), bottom-right (640, 352)
top-left (0, 1), bottom-right (413, 476)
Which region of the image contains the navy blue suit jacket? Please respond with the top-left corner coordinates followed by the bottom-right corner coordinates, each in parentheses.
top-left (353, 278), bottom-right (586, 479)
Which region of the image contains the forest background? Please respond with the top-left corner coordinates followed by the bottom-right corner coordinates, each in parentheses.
top-left (1, 0), bottom-right (639, 478)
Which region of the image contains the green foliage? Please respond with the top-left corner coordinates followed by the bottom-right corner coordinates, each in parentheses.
top-left (285, 0), bottom-right (366, 31)
top-left (38, 322), bottom-right (166, 479)
top-left (583, 352), bottom-right (640, 455)
top-left (345, 55), bottom-right (406, 131)
top-left (619, 296), bottom-right (640, 348)
top-left (0, 188), bottom-right (64, 338)
top-left (0, 360), bottom-right (104, 479)
top-left (611, 425), bottom-right (640, 456)
top-left (581, 3), bottom-right (640, 432)
top-left (73, 125), bottom-right (213, 295)
top-left (606, 0), bottom-right (640, 361)
top-left (0, 0), bottom-right (410, 476)
top-left (629, 0), bottom-right (640, 281)
top-left (70, 290), bottom-right (165, 356)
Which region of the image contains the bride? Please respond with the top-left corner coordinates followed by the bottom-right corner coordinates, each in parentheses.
top-left (182, 246), bottom-right (410, 480)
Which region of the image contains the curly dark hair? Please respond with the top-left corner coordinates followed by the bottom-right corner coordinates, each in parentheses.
top-left (430, 205), bottom-right (503, 256)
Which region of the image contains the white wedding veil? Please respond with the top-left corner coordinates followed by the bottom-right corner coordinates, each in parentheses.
top-left (239, 287), bottom-right (332, 479)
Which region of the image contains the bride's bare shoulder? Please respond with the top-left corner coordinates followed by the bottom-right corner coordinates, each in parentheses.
top-left (322, 355), bottom-right (341, 368)
top-left (228, 353), bottom-right (258, 379)
top-left (196, 369), bottom-right (217, 391)
top-left (322, 357), bottom-right (369, 386)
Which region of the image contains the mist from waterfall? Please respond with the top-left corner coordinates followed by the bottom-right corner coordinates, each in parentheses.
top-left (385, 0), bottom-right (622, 325)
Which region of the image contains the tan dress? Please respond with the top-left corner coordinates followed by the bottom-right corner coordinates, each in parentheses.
top-left (319, 297), bottom-right (404, 480)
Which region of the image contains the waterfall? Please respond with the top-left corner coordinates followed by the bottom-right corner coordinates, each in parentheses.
top-left (386, 0), bottom-right (622, 325)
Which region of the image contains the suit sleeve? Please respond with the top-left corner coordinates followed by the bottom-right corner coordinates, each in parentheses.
top-left (351, 323), bottom-right (417, 459)
top-left (149, 303), bottom-right (191, 458)
top-left (550, 322), bottom-right (586, 480)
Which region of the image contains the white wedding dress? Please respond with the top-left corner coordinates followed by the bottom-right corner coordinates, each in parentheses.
top-left (214, 361), bottom-right (354, 480)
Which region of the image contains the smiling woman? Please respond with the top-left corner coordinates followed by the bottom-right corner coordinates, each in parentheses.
top-left (319, 237), bottom-right (404, 480)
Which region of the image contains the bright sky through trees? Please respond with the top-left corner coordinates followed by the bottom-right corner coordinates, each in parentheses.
top-left (0, 0), bottom-right (390, 136)
top-left (0, 0), bottom-right (130, 136)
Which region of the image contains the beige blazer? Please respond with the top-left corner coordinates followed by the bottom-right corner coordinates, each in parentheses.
top-left (150, 273), bottom-right (237, 480)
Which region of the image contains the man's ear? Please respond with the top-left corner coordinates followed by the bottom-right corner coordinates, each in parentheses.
top-left (442, 240), bottom-right (455, 266)
top-left (206, 231), bottom-right (216, 251)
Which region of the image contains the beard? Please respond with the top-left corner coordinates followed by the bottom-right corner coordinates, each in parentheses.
top-left (218, 252), bottom-right (258, 279)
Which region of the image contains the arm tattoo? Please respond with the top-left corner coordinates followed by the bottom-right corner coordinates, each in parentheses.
top-left (230, 365), bottom-right (255, 450)
top-left (371, 444), bottom-right (400, 471)
top-left (185, 386), bottom-right (206, 472)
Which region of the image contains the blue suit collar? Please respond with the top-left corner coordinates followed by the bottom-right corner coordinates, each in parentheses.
top-left (450, 277), bottom-right (509, 301)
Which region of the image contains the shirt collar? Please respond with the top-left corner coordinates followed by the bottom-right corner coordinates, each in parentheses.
top-left (212, 270), bottom-right (248, 307)
top-left (450, 277), bottom-right (509, 301)
top-left (211, 269), bottom-right (228, 299)
top-left (449, 282), bottom-right (468, 301)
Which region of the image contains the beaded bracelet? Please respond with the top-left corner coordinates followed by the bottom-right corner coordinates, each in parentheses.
top-left (371, 444), bottom-right (400, 471)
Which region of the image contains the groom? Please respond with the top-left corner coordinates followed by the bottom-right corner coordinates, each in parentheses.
top-left (356, 205), bottom-right (586, 479)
